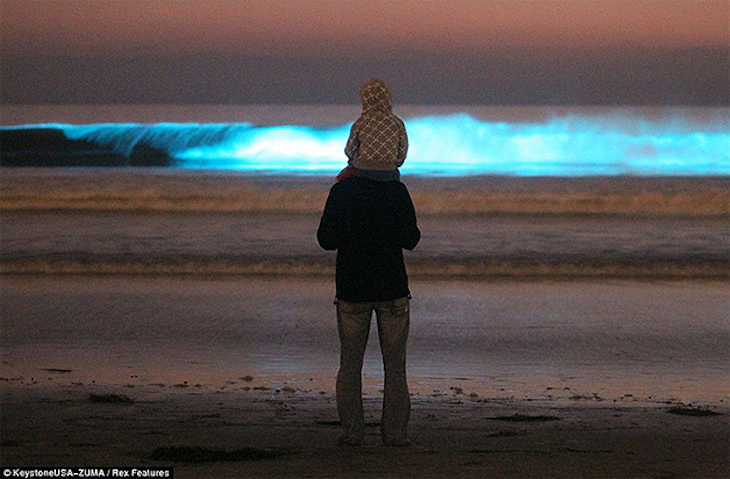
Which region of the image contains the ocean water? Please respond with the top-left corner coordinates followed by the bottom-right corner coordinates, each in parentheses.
top-left (1, 105), bottom-right (728, 403)
top-left (1, 205), bottom-right (727, 278)
top-left (2, 105), bottom-right (727, 276)
top-left (2, 104), bottom-right (729, 176)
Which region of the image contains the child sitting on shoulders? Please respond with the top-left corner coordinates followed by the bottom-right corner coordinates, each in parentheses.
top-left (336, 78), bottom-right (408, 183)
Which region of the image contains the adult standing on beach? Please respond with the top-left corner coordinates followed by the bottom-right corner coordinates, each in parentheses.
top-left (317, 78), bottom-right (420, 447)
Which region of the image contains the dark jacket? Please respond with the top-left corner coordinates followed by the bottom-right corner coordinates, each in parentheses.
top-left (317, 178), bottom-right (420, 302)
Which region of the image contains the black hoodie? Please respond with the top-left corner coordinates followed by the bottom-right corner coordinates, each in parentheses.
top-left (317, 177), bottom-right (420, 302)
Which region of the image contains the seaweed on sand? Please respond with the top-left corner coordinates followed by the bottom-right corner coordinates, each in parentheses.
top-left (88, 393), bottom-right (134, 404)
top-left (667, 406), bottom-right (722, 417)
top-left (486, 414), bottom-right (561, 422)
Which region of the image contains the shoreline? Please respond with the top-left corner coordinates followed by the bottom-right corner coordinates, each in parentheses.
top-left (2, 262), bottom-right (728, 281)
top-left (3, 276), bottom-right (727, 403)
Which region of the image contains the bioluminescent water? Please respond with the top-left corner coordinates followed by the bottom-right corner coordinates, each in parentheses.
top-left (5, 109), bottom-right (729, 176)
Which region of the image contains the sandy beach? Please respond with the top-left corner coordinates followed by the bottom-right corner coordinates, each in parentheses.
top-left (1, 276), bottom-right (727, 478)
top-left (2, 382), bottom-right (727, 478)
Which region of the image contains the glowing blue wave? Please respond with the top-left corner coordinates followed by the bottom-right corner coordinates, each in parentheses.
top-left (31, 113), bottom-right (730, 175)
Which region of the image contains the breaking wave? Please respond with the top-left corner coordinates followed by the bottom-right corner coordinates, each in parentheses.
top-left (3, 109), bottom-right (729, 176)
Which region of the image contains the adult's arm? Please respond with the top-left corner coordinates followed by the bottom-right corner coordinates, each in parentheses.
top-left (399, 186), bottom-right (420, 251)
top-left (317, 186), bottom-right (339, 250)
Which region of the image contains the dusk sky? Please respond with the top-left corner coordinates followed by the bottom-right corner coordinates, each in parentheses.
top-left (1, 0), bottom-right (728, 105)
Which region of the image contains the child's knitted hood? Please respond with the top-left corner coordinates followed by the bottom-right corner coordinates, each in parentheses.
top-left (359, 78), bottom-right (393, 113)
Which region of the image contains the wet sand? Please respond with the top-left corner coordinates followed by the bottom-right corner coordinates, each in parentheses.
top-left (1, 276), bottom-right (728, 477)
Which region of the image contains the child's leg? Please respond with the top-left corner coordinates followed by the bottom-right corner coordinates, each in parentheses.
top-left (335, 165), bottom-right (362, 182)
